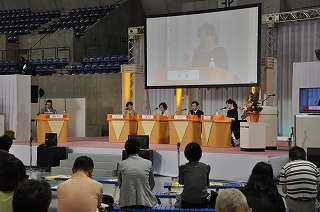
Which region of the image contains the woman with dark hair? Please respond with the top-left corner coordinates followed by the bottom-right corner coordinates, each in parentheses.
top-left (0, 155), bottom-right (27, 212)
top-left (178, 142), bottom-right (210, 208)
top-left (124, 101), bottom-right (137, 116)
top-left (186, 22), bottom-right (229, 70)
top-left (225, 98), bottom-right (240, 146)
top-left (240, 162), bottom-right (286, 212)
top-left (158, 102), bottom-right (169, 117)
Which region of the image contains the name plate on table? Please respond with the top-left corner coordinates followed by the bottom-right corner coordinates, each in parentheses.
top-left (49, 114), bottom-right (63, 119)
top-left (203, 115), bottom-right (212, 120)
top-left (141, 115), bottom-right (154, 119)
top-left (173, 115), bottom-right (187, 119)
top-left (167, 70), bottom-right (199, 80)
top-left (111, 115), bottom-right (124, 119)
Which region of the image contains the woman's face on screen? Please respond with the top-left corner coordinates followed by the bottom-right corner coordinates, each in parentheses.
top-left (199, 30), bottom-right (214, 49)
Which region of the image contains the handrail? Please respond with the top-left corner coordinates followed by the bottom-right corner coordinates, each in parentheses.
top-left (29, 34), bottom-right (48, 50)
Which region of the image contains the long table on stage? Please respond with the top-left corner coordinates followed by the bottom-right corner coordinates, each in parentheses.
top-left (36, 114), bottom-right (69, 143)
top-left (137, 114), bottom-right (169, 144)
top-left (201, 115), bottom-right (232, 147)
top-left (107, 114), bottom-right (137, 142)
top-left (168, 114), bottom-right (201, 145)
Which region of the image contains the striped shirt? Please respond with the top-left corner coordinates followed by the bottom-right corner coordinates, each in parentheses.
top-left (279, 160), bottom-right (320, 199)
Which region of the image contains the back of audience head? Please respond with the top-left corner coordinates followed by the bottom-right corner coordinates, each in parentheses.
top-left (125, 138), bottom-right (140, 155)
top-left (13, 179), bottom-right (52, 212)
top-left (72, 156), bottom-right (94, 177)
top-left (289, 146), bottom-right (306, 161)
top-left (0, 134), bottom-right (13, 151)
top-left (216, 188), bottom-right (252, 212)
top-left (244, 162), bottom-right (280, 201)
top-left (0, 155), bottom-right (26, 192)
top-left (184, 142), bottom-right (202, 162)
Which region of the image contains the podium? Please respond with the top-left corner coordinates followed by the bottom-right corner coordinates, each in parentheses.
top-left (36, 114), bottom-right (69, 143)
top-left (260, 106), bottom-right (278, 149)
top-left (137, 114), bottom-right (169, 144)
top-left (107, 114), bottom-right (137, 142)
top-left (168, 115), bottom-right (201, 145)
top-left (201, 115), bottom-right (232, 147)
top-left (240, 122), bottom-right (266, 151)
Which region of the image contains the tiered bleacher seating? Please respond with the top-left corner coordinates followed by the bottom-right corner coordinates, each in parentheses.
top-left (27, 57), bottom-right (67, 76)
top-left (0, 60), bottom-right (20, 75)
top-left (67, 54), bottom-right (128, 75)
top-left (0, 8), bottom-right (60, 42)
top-left (41, 4), bottom-right (120, 37)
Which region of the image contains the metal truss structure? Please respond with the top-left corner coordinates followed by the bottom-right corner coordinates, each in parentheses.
top-left (262, 7), bottom-right (320, 57)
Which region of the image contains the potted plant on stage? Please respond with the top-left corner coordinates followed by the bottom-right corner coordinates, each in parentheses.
top-left (240, 90), bottom-right (263, 122)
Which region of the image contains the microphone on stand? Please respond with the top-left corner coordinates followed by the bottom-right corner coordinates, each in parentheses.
top-left (154, 107), bottom-right (158, 110)
top-left (262, 94), bottom-right (276, 105)
top-left (183, 45), bottom-right (202, 65)
top-left (220, 107), bottom-right (227, 110)
top-left (181, 108), bottom-right (187, 111)
top-left (177, 142), bottom-right (181, 150)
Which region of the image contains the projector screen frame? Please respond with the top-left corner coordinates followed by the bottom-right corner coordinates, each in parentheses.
top-left (144, 3), bottom-right (262, 89)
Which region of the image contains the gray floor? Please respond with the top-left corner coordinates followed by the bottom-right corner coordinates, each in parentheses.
top-left (28, 168), bottom-right (288, 212)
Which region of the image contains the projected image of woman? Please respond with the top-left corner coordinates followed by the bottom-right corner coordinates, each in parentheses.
top-left (185, 22), bottom-right (229, 70)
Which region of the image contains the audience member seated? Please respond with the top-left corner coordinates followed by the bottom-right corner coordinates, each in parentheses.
top-left (57, 156), bottom-right (104, 212)
top-left (0, 134), bottom-right (14, 165)
top-left (178, 142), bottom-right (210, 208)
top-left (279, 146), bottom-right (320, 212)
top-left (0, 155), bottom-right (27, 212)
top-left (215, 188), bottom-right (252, 212)
top-left (240, 162), bottom-right (285, 212)
top-left (118, 138), bottom-right (158, 208)
top-left (12, 179), bottom-right (51, 212)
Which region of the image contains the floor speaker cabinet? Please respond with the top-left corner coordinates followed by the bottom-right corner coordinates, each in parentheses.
top-left (37, 146), bottom-right (67, 168)
top-left (45, 133), bottom-right (57, 147)
top-left (307, 148), bottom-right (320, 167)
top-left (122, 150), bottom-right (153, 163)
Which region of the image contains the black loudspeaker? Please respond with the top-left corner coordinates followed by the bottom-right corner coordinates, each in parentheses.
top-left (31, 85), bottom-right (39, 103)
top-left (307, 148), bottom-right (320, 167)
top-left (122, 150), bottom-right (153, 163)
top-left (45, 133), bottom-right (57, 147)
top-left (37, 146), bottom-right (67, 167)
top-left (128, 135), bottom-right (149, 149)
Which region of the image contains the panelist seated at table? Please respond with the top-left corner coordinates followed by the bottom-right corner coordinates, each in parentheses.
top-left (158, 102), bottom-right (170, 117)
top-left (124, 101), bottom-right (137, 116)
top-left (38, 99), bottom-right (58, 114)
top-left (189, 101), bottom-right (204, 117)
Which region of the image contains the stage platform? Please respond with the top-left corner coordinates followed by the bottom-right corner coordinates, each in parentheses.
top-left (11, 137), bottom-right (289, 182)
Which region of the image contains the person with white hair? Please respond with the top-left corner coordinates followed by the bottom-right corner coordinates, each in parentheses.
top-left (215, 188), bottom-right (252, 212)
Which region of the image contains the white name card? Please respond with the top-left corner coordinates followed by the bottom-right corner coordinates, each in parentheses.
top-left (174, 115), bottom-right (187, 119)
top-left (203, 116), bottom-right (212, 120)
top-left (50, 115), bottom-right (63, 119)
top-left (112, 115), bottom-right (124, 119)
top-left (167, 70), bottom-right (200, 80)
top-left (142, 115), bottom-right (154, 119)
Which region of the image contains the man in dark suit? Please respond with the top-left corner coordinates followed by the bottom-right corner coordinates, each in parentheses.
top-left (39, 99), bottom-right (58, 114)
top-left (189, 101), bottom-right (204, 117)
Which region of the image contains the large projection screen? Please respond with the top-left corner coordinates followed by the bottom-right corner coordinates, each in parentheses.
top-left (145, 4), bottom-right (261, 88)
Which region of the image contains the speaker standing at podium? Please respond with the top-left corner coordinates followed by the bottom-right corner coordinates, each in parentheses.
top-left (226, 99), bottom-right (240, 146)
top-left (39, 99), bottom-right (57, 115)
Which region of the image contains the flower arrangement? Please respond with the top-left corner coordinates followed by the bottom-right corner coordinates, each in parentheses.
top-left (241, 90), bottom-right (263, 119)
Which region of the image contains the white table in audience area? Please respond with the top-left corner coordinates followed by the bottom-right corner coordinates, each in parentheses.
top-left (240, 122), bottom-right (266, 151)
top-left (260, 106), bottom-right (278, 150)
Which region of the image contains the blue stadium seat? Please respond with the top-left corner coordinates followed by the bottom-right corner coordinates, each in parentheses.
top-left (4, 61), bottom-right (10, 66)
top-left (118, 54), bottom-right (125, 60)
top-left (35, 65), bottom-right (42, 72)
top-left (103, 55), bottom-right (111, 62)
top-left (91, 63), bottom-right (99, 71)
top-left (0, 61), bottom-right (4, 66)
top-left (0, 67), bottom-right (3, 74)
top-left (110, 55), bottom-right (117, 61)
top-left (113, 62), bottom-right (121, 68)
top-left (10, 60), bottom-right (17, 66)
top-left (42, 59), bottom-right (48, 64)
top-left (97, 56), bottom-right (103, 62)
top-left (106, 62), bottom-right (113, 69)
top-left (83, 57), bottom-right (89, 63)
top-left (47, 58), bottom-right (54, 64)
top-left (61, 58), bottom-right (68, 65)
top-left (48, 65), bottom-right (55, 73)
top-left (35, 59), bottom-right (41, 64)
top-left (53, 58), bottom-right (60, 64)
top-left (42, 65), bottom-right (48, 72)
top-left (70, 64), bottom-right (77, 70)
top-left (77, 64), bottom-right (84, 70)
top-left (84, 64), bottom-right (91, 71)
top-left (28, 59), bottom-right (34, 64)
top-left (89, 56), bottom-right (97, 63)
